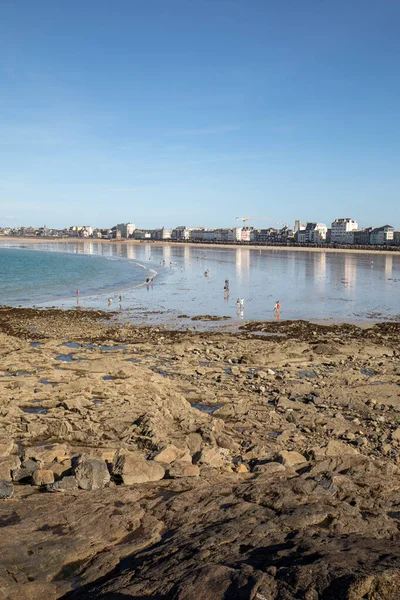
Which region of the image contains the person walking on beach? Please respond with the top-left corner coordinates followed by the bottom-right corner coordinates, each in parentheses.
top-left (108, 297), bottom-right (113, 306)
top-left (274, 300), bottom-right (281, 313)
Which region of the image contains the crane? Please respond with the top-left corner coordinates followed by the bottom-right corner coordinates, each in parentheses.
top-left (236, 217), bottom-right (271, 228)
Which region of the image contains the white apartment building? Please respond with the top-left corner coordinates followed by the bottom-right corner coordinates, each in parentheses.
top-left (298, 222), bottom-right (327, 243)
top-left (330, 218), bottom-right (358, 243)
top-left (116, 223), bottom-right (136, 238)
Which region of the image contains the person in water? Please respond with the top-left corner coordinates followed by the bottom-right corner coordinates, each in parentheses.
top-left (274, 300), bottom-right (281, 312)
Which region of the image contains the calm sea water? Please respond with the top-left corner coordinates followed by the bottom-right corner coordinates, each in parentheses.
top-left (0, 241), bottom-right (399, 323)
top-left (0, 244), bottom-right (153, 305)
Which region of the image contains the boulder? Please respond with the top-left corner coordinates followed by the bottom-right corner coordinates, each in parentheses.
top-left (113, 454), bottom-right (165, 485)
top-left (48, 459), bottom-right (72, 479)
top-left (252, 461), bottom-right (286, 474)
top-left (12, 467), bottom-right (36, 483)
top-left (392, 428), bottom-right (400, 442)
top-left (196, 447), bottom-right (226, 468)
top-left (235, 463), bottom-right (249, 473)
top-left (32, 469), bottom-right (55, 486)
top-left (0, 439), bottom-right (15, 457)
top-left (74, 455), bottom-right (110, 491)
top-left (0, 455), bottom-right (20, 481)
top-left (310, 440), bottom-right (358, 460)
top-left (24, 443), bottom-right (69, 465)
top-left (46, 476), bottom-right (79, 492)
top-left (168, 461), bottom-right (200, 478)
top-left (0, 480), bottom-right (13, 499)
top-left (276, 451), bottom-right (307, 467)
top-left (186, 432), bottom-right (203, 455)
top-left (153, 444), bottom-right (182, 464)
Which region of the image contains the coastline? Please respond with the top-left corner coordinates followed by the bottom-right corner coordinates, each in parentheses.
top-left (2, 235), bottom-right (400, 256)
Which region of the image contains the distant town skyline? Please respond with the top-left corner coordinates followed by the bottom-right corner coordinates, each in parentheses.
top-left (1, 1), bottom-right (400, 228)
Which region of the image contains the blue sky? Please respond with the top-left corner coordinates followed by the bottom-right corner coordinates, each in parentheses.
top-left (0, 0), bottom-right (399, 229)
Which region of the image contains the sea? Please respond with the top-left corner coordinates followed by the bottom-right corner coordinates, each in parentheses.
top-left (1, 241), bottom-right (399, 325)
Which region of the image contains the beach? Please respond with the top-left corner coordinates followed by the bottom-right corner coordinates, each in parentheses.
top-left (3, 235), bottom-right (400, 255)
top-left (0, 307), bottom-right (399, 598)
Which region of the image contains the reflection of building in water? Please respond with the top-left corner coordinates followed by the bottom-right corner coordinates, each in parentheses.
top-left (343, 254), bottom-right (357, 291)
top-left (183, 245), bottom-right (190, 268)
top-left (235, 248), bottom-right (250, 279)
top-left (162, 245), bottom-right (172, 263)
top-left (126, 245), bottom-right (137, 260)
top-left (385, 254), bottom-right (393, 280)
top-left (312, 252), bottom-right (327, 292)
top-left (81, 242), bottom-right (95, 255)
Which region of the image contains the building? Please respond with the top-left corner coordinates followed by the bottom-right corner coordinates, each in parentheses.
top-left (302, 222), bottom-right (327, 243)
top-left (116, 223), bottom-right (136, 238)
top-left (393, 231), bottom-right (400, 246)
top-left (151, 228), bottom-right (172, 240)
top-left (352, 228), bottom-right (373, 245)
top-left (330, 218), bottom-right (358, 243)
top-left (171, 226), bottom-right (192, 241)
top-left (370, 225), bottom-right (394, 245)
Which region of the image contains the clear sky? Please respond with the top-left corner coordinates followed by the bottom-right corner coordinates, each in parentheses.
top-left (0, 0), bottom-right (399, 230)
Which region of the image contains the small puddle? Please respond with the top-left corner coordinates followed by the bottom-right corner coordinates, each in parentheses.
top-left (361, 368), bottom-right (375, 377)
top-left (125, 358), bottom-right (141, 364)
top-left (87, 344), bottom-right (126, 352)
top-left (266, 430), bottom-right (282, 439)
top-left (92, 398), bottom-right (103, 405)
top-left (199, 361), bottom-right (216, 367)
top-left (299, 371), bottom-right (317, 378)
top-left (191, 402), bottom-right (222, 414)
top-left (22, 407), bottom-right (48, 415)
top-left (102, 376), bottom-right (115, 381)
top-left (39, 378), bottom-right (57, 387)
top-left (61, 342), bottom-right (81, 349)
top-left (30, 342), bottom-right (42, 348)
top-left (54, 354), bottom-right (86, 362)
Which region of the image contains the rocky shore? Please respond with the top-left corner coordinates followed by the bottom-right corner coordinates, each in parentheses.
top-left (0, 307), bottom-right (399, 599)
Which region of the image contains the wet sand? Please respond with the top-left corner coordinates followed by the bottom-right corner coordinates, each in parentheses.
top-left (3, 235), bottom-right (400, 255)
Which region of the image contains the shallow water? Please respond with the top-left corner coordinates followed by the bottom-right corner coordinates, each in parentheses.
top-left (1, 241), bottom-right (399, 323)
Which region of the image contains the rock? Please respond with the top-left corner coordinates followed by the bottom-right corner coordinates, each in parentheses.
top-left (75, 455), bottom-right (110, 491)
top-left (153, 444), bottom-right (182, 464)
top-left (168, 461), bottom-right (200, 478)
top-left (392, 428), bottom-right (400, 441)
top-left (46, 476), bottom-right (79, 492)
top-left (113, 454), bottom-right (165, 485)
top-left (276, 450), bottom-right (307, 467)
top-left (186, 432), bottom-right (203, 455)
top-left (24, 443), bottom-right (69, 465)
top-left (0, 480), bottom-right (13, 499)
top-left (12, 467), bottom-right (36, 483)
top-left (310, 440), bottom-right (358, 460)
top-left (61, 398), bottom-right (90, 413)
top-left (0, 455), bottom-right (20, 481)
top-left (49, 459), bottom-right (72, 479)
top-left (252, 461), bottom-right (286, 474)
top-left (32, 469), bottom-right (55, 486)
top-left (0, 439), bottom-right (15, 457)
top-left (195, 447), bottom-right (226, 468)
top-left (235, 463), bottom-right (249, 473)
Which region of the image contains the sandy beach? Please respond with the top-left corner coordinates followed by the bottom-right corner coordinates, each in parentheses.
top-left (2, 235), bottom-right (400, 255)
top-left (0, 307), bottom-right (399, 598)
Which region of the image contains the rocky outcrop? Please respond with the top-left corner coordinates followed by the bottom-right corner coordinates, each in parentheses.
top-left (0, 315), bottom-right (400, 599)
